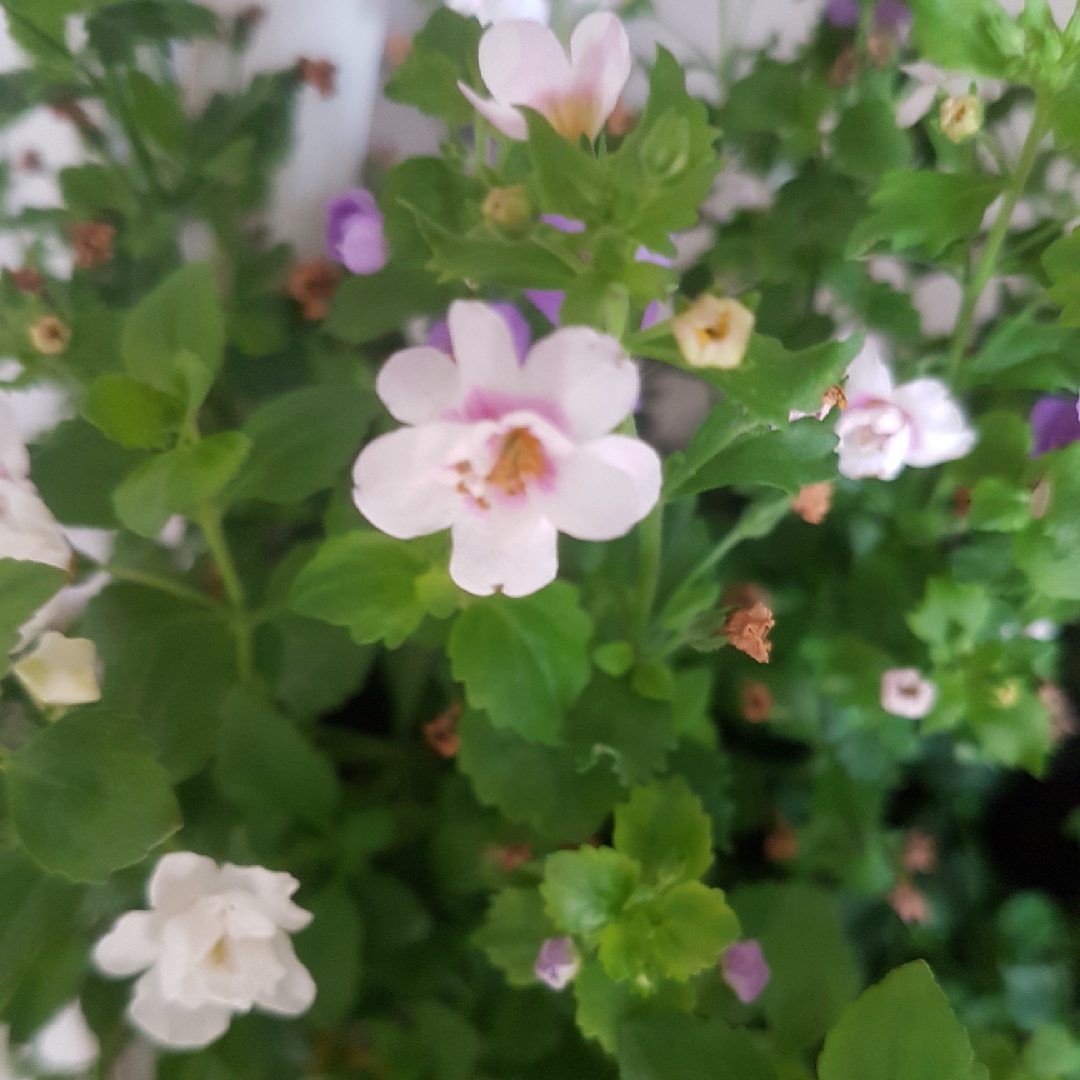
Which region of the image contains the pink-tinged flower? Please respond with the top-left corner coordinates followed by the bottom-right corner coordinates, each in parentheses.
top-left (447, 0), bottom-right (551, 26)
top-left (326, 189), bottom-right (388, 275)
top-left (881, 668), bottom-right (936, 719)
top-left (535, 937), bottom-right (579, 990)
top-left (1030, 396), bottom-right (1080, 456)
top-left (721, 940), bottom-right (771, 1003)
top-left (458, 13), bottom-right (631, 142)
top-left (428, 302), bottom-right (532, 362)
top-left (835, 339), bottom-right (975, 481)
top-left (353, 301), bottom-right (661, 598)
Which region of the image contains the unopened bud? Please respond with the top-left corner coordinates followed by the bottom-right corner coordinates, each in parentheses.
top-left (483, 185), bottom-right (530, 227)
top-left (640, 113), bottom-right (691, 180)
top-left (673, 295), bottom-right (755, 370)
top-left (940, 94), bottom-right (982, 143)
top-left (29, 316), bottom-right (71, 355)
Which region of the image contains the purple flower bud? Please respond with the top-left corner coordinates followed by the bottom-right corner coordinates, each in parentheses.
top-left (721, 940), bottom-right (771, 1004)
top-left (641, 300), bottom-right (665, 330)
top-left (525, 289), bottom-right (565, 327)
top-left (535, 937), bottom-right (579, 991)
top-left (428, 303), bottom-right (532, 362)
top-left (635, 245), bottom-right (675, 269)
top-left (326, 189), bottom-right (388, 275)
top-left (541, 214), bottom-right (586, 234)
top-left (1030, 396), bottom-right (1080, 456)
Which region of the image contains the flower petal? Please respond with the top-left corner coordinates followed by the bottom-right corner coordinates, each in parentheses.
top-left (895, 81), bottom-right (938, 128)
top-left (353, 425), bottom-right (463, 539)
top-left (93, 911), bottom-right (161, 977)
top-left (458, 81), bottom-right (529, 140)
top-left (31, 1002), bottom-right (99, 1075)
top-left (477, 18), bottom-right (571, 109)
top-left (0, 479), bottom-right (72, 570)
top-left (843, 337), bottom-right (894, 403)
top-left (255, 935), bottom-right (318, 1016)
top-left (128, 970), bottom-right (232, 1051)
top-left (449, 509), bottom-right (557, 597)
top-left (520, 327), bottom-right (638, 441)
top-left (148, 852), bottom-right (220, 914)
top-left (218, 865), bottom-right (312, 933)
top-left (892, 379), bottom-right (977, 467)
top-left (449, 300), bottom-right (525, 394)
top-left (589, 434), bottom-right (663, 521)
top-left (567, 13), bottom-right (632, 138)
top-left (376, 347), bottom-right (462, 425)
top-left (0, 396), bottom-right (30, 481)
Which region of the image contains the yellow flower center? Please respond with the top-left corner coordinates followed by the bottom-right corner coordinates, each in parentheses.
top-left (487, 427), bottom-right (547, 496)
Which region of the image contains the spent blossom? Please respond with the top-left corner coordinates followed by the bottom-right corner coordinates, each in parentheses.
top-left (353, 300), bottom-right (661, 598)
top-left (13, 631), bottom-right (101, 707)
top-left (535, 937), bottom-right (579, 990)
top-left (881, 668), bottom-right (937, 719)
top-left (93, 852), bottom-right (315, 1050)
top-left (721, 940), bottom-right (771, 1003)
top-left (835, 338), bottom-right (975, 481)
top-left (459, 13), bottom-right (631, 142)
top-left (721, 602), bottom-right (775, 664)
top-left (326, 189), bottom-right (388, 275)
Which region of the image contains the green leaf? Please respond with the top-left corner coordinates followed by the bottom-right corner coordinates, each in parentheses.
top-left (575, 960), bottom-right (633, 1053)
top-left (59, 163), bottom-right (135, 218)
top-left (121, 263), bottom-right (226, 397)
top-left (473, 887), bottom-right (558, 987)
top-left (1014, 443), bottom-right (1080, 598)
top-left (907, 577), bottom-right (992, 661)
top-left (1043, 231), bottom-right (1080, 326)
top-left (457, 709), bottom-right (624, 844)
top-left (967, 477), bottom-right (1032, 531)
top-left (81, 584), bottom-right (237, 780)
top-left (832, 96), bottom-right (912, 180)
top-left (449, 582), bottom-right (593, 746)
top-left (527, 109), bottom-right (612, 224)
top-left (662, 399), bottom-right (758, 497)
top-left (818, 961), bottom-right (981, 1080)
top-left (618, 1014), bottom-right (777, 1080)
top-left (907, 0), bottom-right (1022, 77)
top-left (0, 560), bottom-right (66, 668)
top-left (83, 373), bottom-right (185, 450)
top-left (214, 689), bottom-right (340, 831)
top-left (113, 432), bottom-right (251, 538)
top-left (849, 172), bottom-right (1002, 259)
top-left (292, 883), bottom-right (363, 1026)
top-left (86, 0), bottom-right (219, 64)
top-left (613, 777), bottom-right (713, 888)
top-left (327, 264), bottom-right (456, 344)
top-left (7, 707), bottom-right (181, 882)
top-left (229, 383), bottom-right (376, 504)
top-left (541, 847), bottom-right (640, 936)
top-left (128, 69), bottom-right (187, 154)
top-left (290, 531), bottom-right (456, 648)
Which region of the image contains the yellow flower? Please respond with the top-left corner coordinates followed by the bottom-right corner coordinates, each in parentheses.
top-left (940, 95), bottom-right (982, 143)
top-left (14, 632), bottom-right (101, 708)
top-left (29, 316), bottom-right (71, 355)
top-left (673, 295), bottom-right (754, 370)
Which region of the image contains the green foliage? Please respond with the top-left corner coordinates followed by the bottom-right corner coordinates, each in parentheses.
top-left (0, 560), bottom-right (66, 668)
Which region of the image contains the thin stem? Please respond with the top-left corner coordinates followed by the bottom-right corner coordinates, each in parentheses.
top-left (473, 114), bottom-right (491, 178)
top-left (633, 504), bottom-right (664, 642)
top-left (105, 566), bottom-right (226, 614)
top-left (947, 96), bottom-right (1052, 377)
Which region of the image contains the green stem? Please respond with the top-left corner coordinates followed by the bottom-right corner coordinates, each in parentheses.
top-left (195, 503), bottom-right (255, 685)
top-left (105, 566), bottom-right (226, 614)
top-left (947, 96), bottom-right (1052, 377)
top-left (633, 505), bottom-right (664, 642)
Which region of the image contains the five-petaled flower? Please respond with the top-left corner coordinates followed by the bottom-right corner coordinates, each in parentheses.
top-left (353, 300), bottom-right (661, 598)
top-left (458, 13), bottom-right (631, 142)
top-left (93, 852), bottom-right (316, 1050)
top-left (326, 189), bottom-right (389, 275)
top-left (673, 295), bottom-right (755, 370)
top-left (880, 668), bottom-right (936, 719)
top-left (720, 940), bottom-right (771, 1003)
top-left (835, 338), bottom-right (975, 481)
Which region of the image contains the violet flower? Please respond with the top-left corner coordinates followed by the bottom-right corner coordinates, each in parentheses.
top-left (721, 940), bottom-right (771, 1003)
top-left (1030, 396), bottom-right (1080, 457)
top-left (535, 937), bottom-right (579, 990)
top-left (826, 0), bottom-right (910, 29)
top-left (326, 189), bottom-right (389, 275)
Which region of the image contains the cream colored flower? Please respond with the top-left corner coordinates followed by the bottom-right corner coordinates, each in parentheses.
top-left (14, 632), bottom-right (101, 707)
top-left (940, 95), bottom-right (982, 143)
top-left (28, 316), bottom-right (71, 356)
top-left (673, 296), bottom-right (754, 370)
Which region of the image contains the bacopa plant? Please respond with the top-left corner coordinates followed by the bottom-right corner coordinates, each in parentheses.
top-left (2, 0), bottom-right (1080, 1076)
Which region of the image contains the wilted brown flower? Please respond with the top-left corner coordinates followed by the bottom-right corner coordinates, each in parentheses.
top-left (741, 681), bottom-right (773, 723)
top-left (10, 267), bottom-right (45, 294)
top-left (764, 817), bottom-right (798, 862)
top-left (954, 486), bottom-right (972, 518)
top-left (889, 880), bottom-right (929, 925)
top-left (72, 222), bottom-right (116, 270)
top-left (288, 260), bottom-right (341, 320)
top-left (424, 703), bottom-right (462, 759)
top-left (903, 830), bottom-right (937, 874)
top-left (829, 46), bottom-right (859, 87)
top-left (29, 316), bottom-right (71, 355)
top-left (299, 57), bottom-right (337, 98)
top-left (791, 482), bottom-right (833, 525)
top-left (385, 33), bottom-right (413, 69)
top-left (607, 99), bottom-right (637, 136)
top-left (1040, 682), bottom-right (1078, 744)
top-left (485, 843), bottom-right (533, 873)
top-left (721, 601), bottom-right (775, 664)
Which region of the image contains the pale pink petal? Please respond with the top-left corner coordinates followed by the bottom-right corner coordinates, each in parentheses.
top-left (353, 425), bottom-right (463, 539)
top-left (255, 935), bottom-right (317, 1016)
top-left (458, 82), bottom-right (529, 140)
top-left (589, 435), bottom-right (663, 521)
top-left (128, 970), bottom-right (232, 1050)
top-left (449, 509), bottom-right (557, 597)
top-left (520, 327), bottom-right (639, 441)
top-left (148, 852), bottom-right (220, 914)
top-left (0, 479), bottom-right (73, 570)
top-left (449, 300), bottom-right (525, 395)
top-left (93, 911), bottom-right (161, 977)
top-left (892, 379), bottom-right (977, 467)
top-left (218, 865), bottom-right (312, 933)
top-left (477, 19), bottom-right (571, 108)
top-left (567, 13), bottom-right (632, 139)
top-left (896, 82), bottom-right (938, 128)
top-left (537, 444), bottom-right (654, 541)
top-left (844, 338), bottom-right (894, 404)
top-left (376, 347), bottom-right (462, 425)
top-left (835, 407), bottom-right (912, 480)
top-left (0, 396), bottom-right (29, 480)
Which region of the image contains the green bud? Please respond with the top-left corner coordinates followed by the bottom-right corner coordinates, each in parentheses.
top-left (640, 111), bottom-right (691, 181)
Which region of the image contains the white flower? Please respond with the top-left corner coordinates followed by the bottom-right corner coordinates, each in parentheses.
top-left (881, 668), bottom-right (937, 719)
top-left (30, 1002), bottom-right (99, 1076)
top-left (1025, 618), bottom-right (1057, 641)
top-left (353, 300), bottom-right (661, 598)
top-left (14, 632), bottom-right (101, 707)
top-left (93, 853), bottom-right (316, 1051)
top-left (0, 1029), bottom-right (28, 1080)
top-left (0, 396), bottom-right (71, 572)
top-left (835, 338), bottom-right (976, 481)
top-left (895, 63), bottom-right (1003, 129)
top-left (673, 295), bottom-right (755, 370)
top-left (458, 13), bottom-right (631, 141)
top-left (447, 0), bottom-right (551, 25)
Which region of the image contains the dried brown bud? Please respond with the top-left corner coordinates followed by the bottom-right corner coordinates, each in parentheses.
top-left (740, 681), bottom-right (773, 723)
top-left (288, 260), bottom-right (342, 320)
top-left (764, 817), bottom-right (798, 862)
top-left (721, 602), bottom-right (775, 664)
top-left (791, 482), bottom-right (833, 525)
top-left (954, 486), bottom-right (972, 518)
top-left (1031, 477), bottom-right (1052, 520)
top-left (1039, 681), bottom-right (1078, 745)
top-left (299, 58), bottom-right (337, 98)
top-left (384, 33), bottom-right (413, 70)
top-left (607, 99), bottom-right (637, 137)
top-left (829, 46), bottom-right (859, 87)
top-left (485, 842), bottom-right (533, 873)
top-left (424, 703), bottom-right (462, 759)
top-left (29, 316), bottom-right (71, 355)
top-left (72, 222), bottom-right (116, 270)
top-left (902, 830), bottom-right (936, 874)
top-left (10, 267), bottom-right (45, 294)
top-left (888, 880), bottom-right (929, 924)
